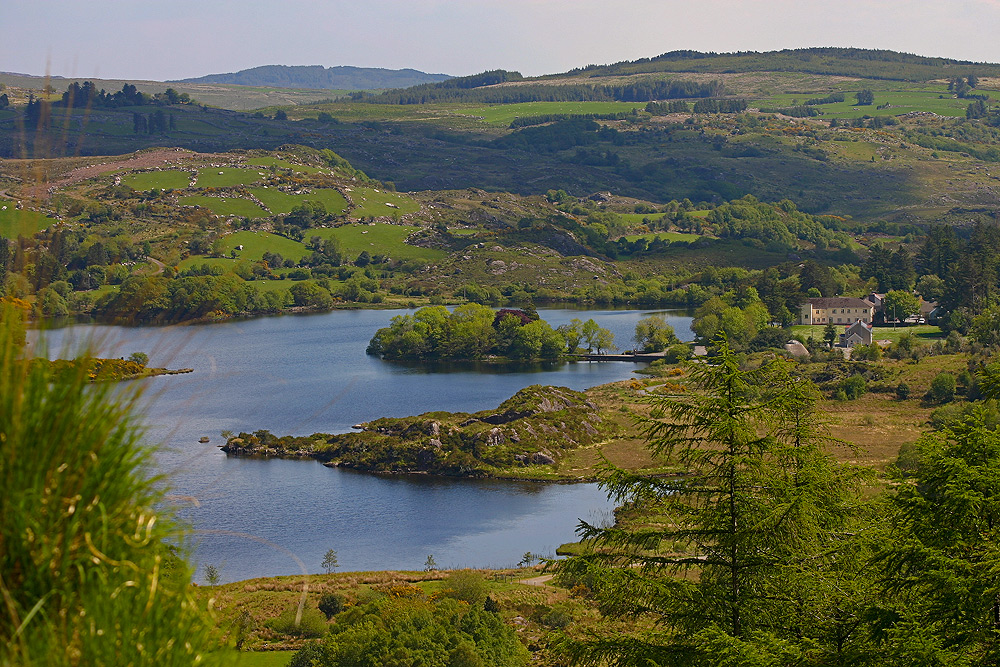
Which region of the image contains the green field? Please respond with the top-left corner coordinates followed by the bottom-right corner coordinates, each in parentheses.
top-left (310, 223), bottom-right (445, 261)
top-left (755, 85), bottom-right (981, 119)
top-left (301, 188), bottom-right (349, 214)
top-left (790, 324), bottom-right (944, 345)
top-left (617, 213), bottom-right (668, 225)
top-left (221, 231), bottom-right (309, 262)
top-left (251, 278), bottom-right (299, 294)
top-left (346, 187), bottom-right (420, 218)
top-left (294, 102), bottom-right (451, 123)
top-left (121, 170), bottom-right (191, 191)
top-left (225, 649), bottom-right (293, 666)
top-left (0, 200), bottom-right (59, 238)
top-left (247, 187), bottom-right (348, 215)
top-left (457, 101), bottom-right (648, 126)
top-left (176, 256), bottom-right (240, 271)
top-left (177, 194), bottom-right (268, 217)
top-left (622, 231), bottom-right (703, 243)
top-left (247, 187), bottom-right (308, 215)
top-left (179, 224), bottom-right (442, 269)
top-left (246, 157), bottom-right (323, 174)
top-left (195, 167), bottom-right (263, 188)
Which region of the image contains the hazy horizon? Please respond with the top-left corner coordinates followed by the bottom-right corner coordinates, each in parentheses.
top-left (4, 0), bottom-right (1000, 83)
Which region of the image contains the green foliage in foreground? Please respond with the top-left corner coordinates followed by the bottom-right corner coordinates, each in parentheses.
top-left (289, 592), bottom-right (528, 667)
top-left (0, 302), bottom-right (218, 665)
top-left (876, 407), bottom-right (1000, 664)
top-left (554, 338), bottom-right (1000, 665)
top-left (557, 337), bottom-right (870, 664)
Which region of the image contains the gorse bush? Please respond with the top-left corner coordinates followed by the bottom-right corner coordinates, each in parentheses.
top-left (0, 302), bottom-right (217, 666)
top-left (266, 605), bottom-right (328, 638)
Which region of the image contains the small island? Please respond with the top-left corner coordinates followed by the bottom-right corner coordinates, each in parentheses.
top-left (366, 304), bottom-right (570, 361)
top-left (221, 384), bottom-right (610, 478)
top-left (32, 354), bottom-right (192, 383)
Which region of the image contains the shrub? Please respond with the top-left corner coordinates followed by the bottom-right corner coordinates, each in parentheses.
top-left (957, 370), bottom-right (976, 397)
top-left (541, 602), bottom-right (577, 628)
top-left (443, 570), bottom-right (489, 605)
top-left (127, 351), bottom-right (149, 367)
top-left (289, 642), bottom-right (327, 667)
top-left (895, 440), bottom-right (922, 474)
top-left (925, 372), bottom-right (957, 404)
top-left (840, 374), bottom-right (867, 400)
top-left (896, 382), bottom-right (911, 400)
top-left (852, 343), bottom-right (882, 361)
top-left (318, 592), bottom-right (347, 619)
top-left (266, 605), bottom-right (328, 638)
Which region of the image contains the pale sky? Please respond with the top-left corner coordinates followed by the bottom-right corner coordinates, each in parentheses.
top-left (4, 0), bottom-right (1000, 81)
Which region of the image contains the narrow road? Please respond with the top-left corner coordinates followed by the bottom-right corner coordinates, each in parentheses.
top-left (145, 256), bottom-right (167, 275)
top-left (518, 574), bottom-right (554, 587)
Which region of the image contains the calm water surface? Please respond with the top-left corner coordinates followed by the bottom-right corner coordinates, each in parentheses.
top-left (36, 308), bottom-right (693, 582)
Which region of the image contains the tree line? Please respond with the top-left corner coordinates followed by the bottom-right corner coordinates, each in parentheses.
top-left (580, 47), bottom-right (1000, 83)
top-left (351, 73), bottom-right (724, 105)
top-left (57, 81), bottom-right (192, 108)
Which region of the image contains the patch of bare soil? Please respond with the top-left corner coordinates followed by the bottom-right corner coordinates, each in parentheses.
top-left (20, 148), bottom-right (219, 200)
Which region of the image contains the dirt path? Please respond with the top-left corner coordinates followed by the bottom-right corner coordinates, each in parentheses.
top-left (518, 574), bottom-right (554, 587)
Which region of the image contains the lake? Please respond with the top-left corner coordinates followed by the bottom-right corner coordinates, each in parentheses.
top-left (34, 308), bottom-right (693, 582)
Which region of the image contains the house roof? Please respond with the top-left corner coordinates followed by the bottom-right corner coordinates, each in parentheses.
top-left (805, 297), bottom-right (874, 309)
top-left (845, 320), bottom-right (873, 333)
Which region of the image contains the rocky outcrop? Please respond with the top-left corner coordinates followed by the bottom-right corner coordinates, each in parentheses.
top-left (221, 384), bottom-right (606, 477)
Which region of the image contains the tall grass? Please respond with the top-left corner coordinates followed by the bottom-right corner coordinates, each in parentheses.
top-left (0, 302), bottom-right (221, 665)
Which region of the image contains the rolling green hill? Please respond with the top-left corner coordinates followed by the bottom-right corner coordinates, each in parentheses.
top-left (3, 47), bottom-right (999, 232)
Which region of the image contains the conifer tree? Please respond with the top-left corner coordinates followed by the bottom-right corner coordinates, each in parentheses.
top-left (876, 407), bottom-right (1000, 665)
top-left (558, 337), bottom-right (862, 665)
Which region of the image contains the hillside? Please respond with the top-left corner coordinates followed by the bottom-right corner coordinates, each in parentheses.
top-left (172, 64), bottom-right (451, 90)
top-left (565, 47), bottom-right (1000, 82)
top-left (2, 47), bottom-right (1000, 328)
top-left (0, 72), bottom-right (336, 111)
top-left (4, 47), bottom-right (999, 230)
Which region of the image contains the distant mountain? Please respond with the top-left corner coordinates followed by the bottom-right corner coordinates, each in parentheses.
top-left (171, 65), bottom-right (452, 90)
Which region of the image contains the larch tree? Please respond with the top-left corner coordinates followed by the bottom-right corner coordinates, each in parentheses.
top-left (558, 336), bottom-right (864, 665)
top-left (876, 407), bottom-right (1000, 665)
